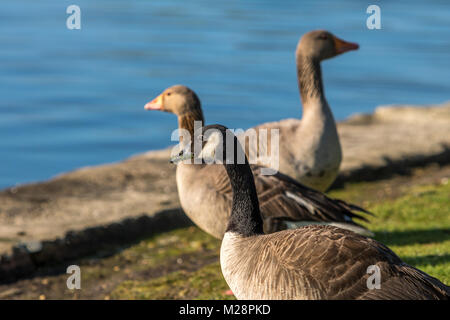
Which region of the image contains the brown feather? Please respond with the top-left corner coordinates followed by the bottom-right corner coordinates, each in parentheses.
top-left (221, 226), bottom-right (450, 300)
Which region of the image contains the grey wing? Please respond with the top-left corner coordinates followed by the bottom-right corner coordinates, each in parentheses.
top-left (208, 164), bottom-right (233, 199)
top-left (209, 164), bottom-right (372, 234)
top-left (250, 165), bottom-right (372, 234)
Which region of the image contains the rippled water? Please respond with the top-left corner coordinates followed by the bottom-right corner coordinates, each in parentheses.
top-left (0, 0), bottom-right (449, 189)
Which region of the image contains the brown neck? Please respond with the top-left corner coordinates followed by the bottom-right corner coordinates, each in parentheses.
top-left (296, 54), bottom-right (325, 109)
top-left (177, 108), bottom-right (205, 145)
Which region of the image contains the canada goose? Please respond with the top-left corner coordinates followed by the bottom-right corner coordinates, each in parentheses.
top-left (198, 124), bottom-right (450, 300)
top-left (247, 30), bottom-right (359, 191)
top-left (145, 85), bottom-right (373, 238)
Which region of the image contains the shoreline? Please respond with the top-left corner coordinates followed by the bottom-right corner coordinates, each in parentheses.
top-left (0, 102), bottom-right (449, 283)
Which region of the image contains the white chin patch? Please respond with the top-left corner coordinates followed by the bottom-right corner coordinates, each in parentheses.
top-left (199, 130), bottom-right (222, 163)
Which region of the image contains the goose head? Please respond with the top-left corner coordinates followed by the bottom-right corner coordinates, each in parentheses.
top-left (197, 124), bottom-right (249, 166)
top-left (144, 85), bottom-right (202, 117)
top-left (296, 30), bottom-right (359, 61)
top-left (168, 124), bottom-right (226, 164)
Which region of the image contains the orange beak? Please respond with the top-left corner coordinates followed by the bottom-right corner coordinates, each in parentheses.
top-left (144, 94), bottom-right (163, 110)
top-left (333, 36), bottom-right (359, 54)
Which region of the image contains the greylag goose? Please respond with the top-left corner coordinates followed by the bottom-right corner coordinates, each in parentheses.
top-left (198, 124), bottom-right (450, 300)
top-left (247, 30), bottom-right (359, 191)
top-left (145, 85), bottom-right (372, 238)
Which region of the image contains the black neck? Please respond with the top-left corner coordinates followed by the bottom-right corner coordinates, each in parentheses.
top-left (296, 54), bottom-right (325, 107)
top-left (224, 141), bottom-right (264, 237)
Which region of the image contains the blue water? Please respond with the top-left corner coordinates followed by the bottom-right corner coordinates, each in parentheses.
top-left (0, 0), bottom-right (449, 189)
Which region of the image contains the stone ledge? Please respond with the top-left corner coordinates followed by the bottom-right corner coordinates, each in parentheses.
top-left (0, 209), bottom-right (191, 283)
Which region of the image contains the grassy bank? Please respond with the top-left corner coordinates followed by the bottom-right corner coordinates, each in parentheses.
top-left (1, 166), bottom-right (449, 300)
top-left (110, 180), bottom-right (450, 299)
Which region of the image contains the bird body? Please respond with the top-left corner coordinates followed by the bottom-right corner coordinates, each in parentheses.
top-left (145, 83), bottom-right (372, 239)
top-left (243, 30), bottom-right (358, 191)
top-left (176, 161), bottom-right (370, 238)
top-left (248, 99), bottom-right (341, 192)
top-left (198, 124), bottom-right (449, 300)
top-left (145, 29), bottom-right (363, 238)
top-left (221, 227), bottom-right (449, 300)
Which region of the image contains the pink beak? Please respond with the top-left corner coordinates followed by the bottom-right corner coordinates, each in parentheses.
top-left (144, 94), bottom-right (163, 110)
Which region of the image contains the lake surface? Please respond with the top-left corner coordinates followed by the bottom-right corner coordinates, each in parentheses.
top-left (0, 0), bottom-right (449, 189)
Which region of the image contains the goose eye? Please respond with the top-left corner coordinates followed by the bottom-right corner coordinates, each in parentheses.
top-left (166, 92), bottom-right (172, 96)
top-left (318, 34), bottom-right (328, 40)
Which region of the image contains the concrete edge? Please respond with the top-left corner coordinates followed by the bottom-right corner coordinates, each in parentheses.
top-left (0, 208), bottom-right (192, 284)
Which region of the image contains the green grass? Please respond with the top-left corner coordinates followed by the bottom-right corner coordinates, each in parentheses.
top-left (111, 262), bottom-right (233, 300)
top-left (119, 226), bottom-right (221, 270)
top-left (110, 181), bottom-right (449, 299)
top-left (364, 183), bottom-right (450, 284)
top-left (108, 227), bottom-right (227, 300)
